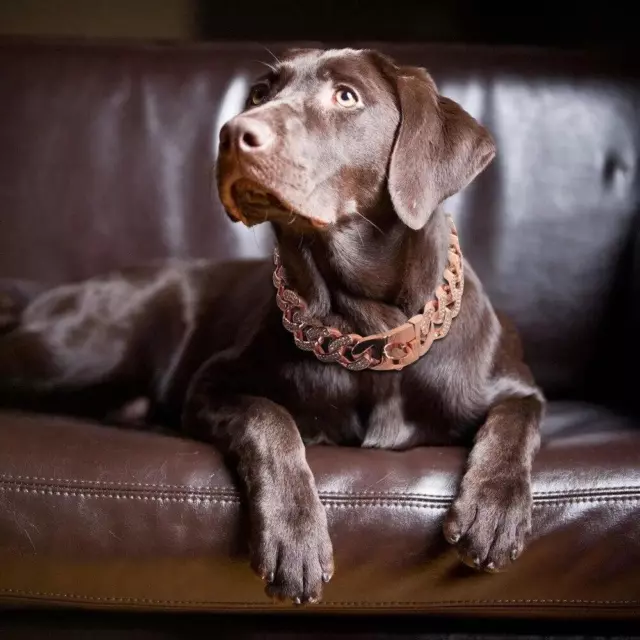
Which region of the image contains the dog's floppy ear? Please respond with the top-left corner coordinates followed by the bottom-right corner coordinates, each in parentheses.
top-left (388, 67), bottom-right (496, 230)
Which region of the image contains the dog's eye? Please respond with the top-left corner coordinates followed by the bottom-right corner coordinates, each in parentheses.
top-left (334, 87), bottom-right (359, 108)
top-left (249, 84), bottom-right (269, 106)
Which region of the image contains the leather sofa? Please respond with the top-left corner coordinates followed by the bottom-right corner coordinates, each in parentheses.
top-left (0, 38), bottom-right (639, 635)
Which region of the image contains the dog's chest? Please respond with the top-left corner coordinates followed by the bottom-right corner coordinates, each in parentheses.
top-left (277, 359), bottom-right (445, 448)
top-left (276, 351), bottom-right (479, 449)
top-left (278, 360), bottom-right (363, 445)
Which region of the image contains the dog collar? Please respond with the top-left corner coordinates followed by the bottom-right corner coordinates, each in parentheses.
top-left (272, 215), bottom-right (464, 372)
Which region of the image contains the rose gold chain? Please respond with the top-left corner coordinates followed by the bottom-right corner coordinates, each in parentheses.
top-left (272, 215), bottom-right (464, 372)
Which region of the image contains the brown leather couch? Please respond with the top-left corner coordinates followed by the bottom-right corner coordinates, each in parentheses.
top-left (0, 38), bottom-right (639, 636)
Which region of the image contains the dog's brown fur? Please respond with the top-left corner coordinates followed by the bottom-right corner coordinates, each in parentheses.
top-left (0, 48), bottom-right (544, 605)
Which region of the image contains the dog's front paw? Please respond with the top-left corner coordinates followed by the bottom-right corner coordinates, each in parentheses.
top-left (443, 471), bottom-right (532, 572)
top-left (250, 487), bottom-right (334, 605)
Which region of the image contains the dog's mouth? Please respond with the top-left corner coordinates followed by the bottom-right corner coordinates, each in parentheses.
top-left (228, 179), bottom-right (329, 230)
top-left (232, 180), bottom-right (290, 221)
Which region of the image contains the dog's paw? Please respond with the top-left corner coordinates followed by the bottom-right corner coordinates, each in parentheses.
top-left (443, 471), bottom-right (532, 572)
top-left (250, 489), bottom-right (333, 605)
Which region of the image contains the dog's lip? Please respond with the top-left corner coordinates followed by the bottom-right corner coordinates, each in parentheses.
top-left (224, 177), bottom-right (330, 230)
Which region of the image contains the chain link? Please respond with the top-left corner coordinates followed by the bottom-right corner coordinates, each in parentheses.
top-left (272, 215), bottom-right (464, 372)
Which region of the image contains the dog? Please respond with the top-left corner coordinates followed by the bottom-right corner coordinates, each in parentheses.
top-left (0, 48), bottom-right (544, 605)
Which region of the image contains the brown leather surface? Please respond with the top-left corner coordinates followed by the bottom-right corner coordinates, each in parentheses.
top-left (0, 39), bottom-right (639, 618)
top-left (0, 403), bottom-right (638, 616)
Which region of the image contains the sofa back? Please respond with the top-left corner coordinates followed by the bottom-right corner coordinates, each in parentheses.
top-left (1, 39), bottom-right (639, 403)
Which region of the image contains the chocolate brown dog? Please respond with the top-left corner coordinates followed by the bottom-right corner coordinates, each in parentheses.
top-left (0, 48), bottom-right (544, 605)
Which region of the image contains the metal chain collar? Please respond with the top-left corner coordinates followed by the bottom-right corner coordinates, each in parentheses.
top-left (272, 215), bottom-right (464, 372)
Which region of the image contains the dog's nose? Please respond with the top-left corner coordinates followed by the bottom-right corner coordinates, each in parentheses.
top-left (219, 118), bottom-right (274, 154)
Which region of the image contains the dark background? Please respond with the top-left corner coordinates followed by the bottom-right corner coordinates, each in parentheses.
top-left (0, 0), bottom-right (636, 52)
top-left (197, 0), bottom-right (636, 51)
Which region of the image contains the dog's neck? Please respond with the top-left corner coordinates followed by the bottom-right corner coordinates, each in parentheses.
top-left (272, 207), bottom-right (451, 336)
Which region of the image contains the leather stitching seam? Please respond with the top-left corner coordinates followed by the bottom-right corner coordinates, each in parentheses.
top-left (1, 475), bottom-right (639, 500)
top-left (0, 589), bottom-right (638, 607)
top-left (1, 485), bottom-right (639, 507)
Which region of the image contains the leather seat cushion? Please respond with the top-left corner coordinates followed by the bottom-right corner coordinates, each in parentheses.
top-left (0, 401), bottom-right (638, 617)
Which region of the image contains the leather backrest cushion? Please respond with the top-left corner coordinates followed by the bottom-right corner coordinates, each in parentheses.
top-left (1, 40), bottom-right (639, 399)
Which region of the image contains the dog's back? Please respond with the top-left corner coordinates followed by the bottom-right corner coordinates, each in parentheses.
top-left (0, 258), bottom-right (269, 424)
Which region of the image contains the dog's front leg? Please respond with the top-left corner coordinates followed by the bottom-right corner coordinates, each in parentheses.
top-left (184, 393), bottom-right (333, 604)
top-left (444, 395), bottom-right (543, 572)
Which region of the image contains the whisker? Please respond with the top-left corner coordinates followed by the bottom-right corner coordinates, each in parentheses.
top-left (254, 60), bottom-right (277, 73)
top-left (355, 211), bottom-right (383, 235)
top-left (355, 224), bottom-right (364, 247)
top-left (262, 46), bottom-right (281, 65)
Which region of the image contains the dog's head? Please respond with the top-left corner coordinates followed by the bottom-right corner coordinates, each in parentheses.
top-left (217, 48), bottom-right (495, 232)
